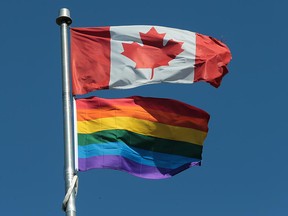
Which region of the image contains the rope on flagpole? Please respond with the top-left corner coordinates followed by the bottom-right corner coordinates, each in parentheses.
top-left (62, 175), bottom-right (78, 212)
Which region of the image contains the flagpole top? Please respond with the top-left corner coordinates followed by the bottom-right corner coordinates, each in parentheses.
top-left (56, 8), bottom-right (72, 26)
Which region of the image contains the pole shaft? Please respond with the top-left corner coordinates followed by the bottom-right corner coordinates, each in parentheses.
top-left (57, 8), bottom-right (76, 216)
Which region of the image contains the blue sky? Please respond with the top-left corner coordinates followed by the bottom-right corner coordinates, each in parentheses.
top-left (0, 0), bottom-right (287, 215)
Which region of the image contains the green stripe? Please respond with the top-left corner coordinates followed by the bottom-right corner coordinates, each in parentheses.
top-left (78, 129), bottom-right (203, 159)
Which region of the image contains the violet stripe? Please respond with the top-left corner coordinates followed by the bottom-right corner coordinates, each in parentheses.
top-left (78, 155), bottom-right (200, 179)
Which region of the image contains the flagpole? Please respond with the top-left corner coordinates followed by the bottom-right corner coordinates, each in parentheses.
top-left (56, 8), bottom-right (77, 216)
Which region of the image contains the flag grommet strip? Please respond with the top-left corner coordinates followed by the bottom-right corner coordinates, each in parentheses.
top-left (62, 175), bottom-right (78, 212)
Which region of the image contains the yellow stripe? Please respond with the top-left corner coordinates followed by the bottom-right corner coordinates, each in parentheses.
top-left (77, 117), bottom-right (207, 145)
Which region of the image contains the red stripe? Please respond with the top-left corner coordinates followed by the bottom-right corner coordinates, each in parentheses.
top-left (71, 27), bottom-right (111, 95)
top-left (76, 96), bottom-right (209, 119)
top-left (194, 33), bottom-right (232, 88)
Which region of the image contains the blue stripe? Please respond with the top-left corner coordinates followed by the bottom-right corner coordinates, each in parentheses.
top-left (78, 141), bottom-right (201, 169)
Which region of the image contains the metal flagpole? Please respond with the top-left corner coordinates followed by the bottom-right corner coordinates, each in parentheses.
top-left (56, 8), bottom-right (77, 216)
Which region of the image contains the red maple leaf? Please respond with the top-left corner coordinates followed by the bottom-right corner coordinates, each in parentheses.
top-left (121, 27), bottom-right (184, 79)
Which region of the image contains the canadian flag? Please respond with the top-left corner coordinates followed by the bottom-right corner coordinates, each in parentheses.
top-left (70, 26), bottom-right (231, 95)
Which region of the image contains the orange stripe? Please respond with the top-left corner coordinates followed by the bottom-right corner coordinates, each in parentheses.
top-left (77, 107), bottom-right (208, 132)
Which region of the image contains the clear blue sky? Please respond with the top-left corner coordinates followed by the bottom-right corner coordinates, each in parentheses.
top-left (0, 0), bottom-right (287, 215)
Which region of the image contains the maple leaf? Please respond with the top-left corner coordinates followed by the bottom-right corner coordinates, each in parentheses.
top-left (121, 27), bottom-right (184, 79)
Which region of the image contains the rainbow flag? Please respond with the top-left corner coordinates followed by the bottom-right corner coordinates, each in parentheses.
top-left (75, 96), bottom-right (210, 179)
